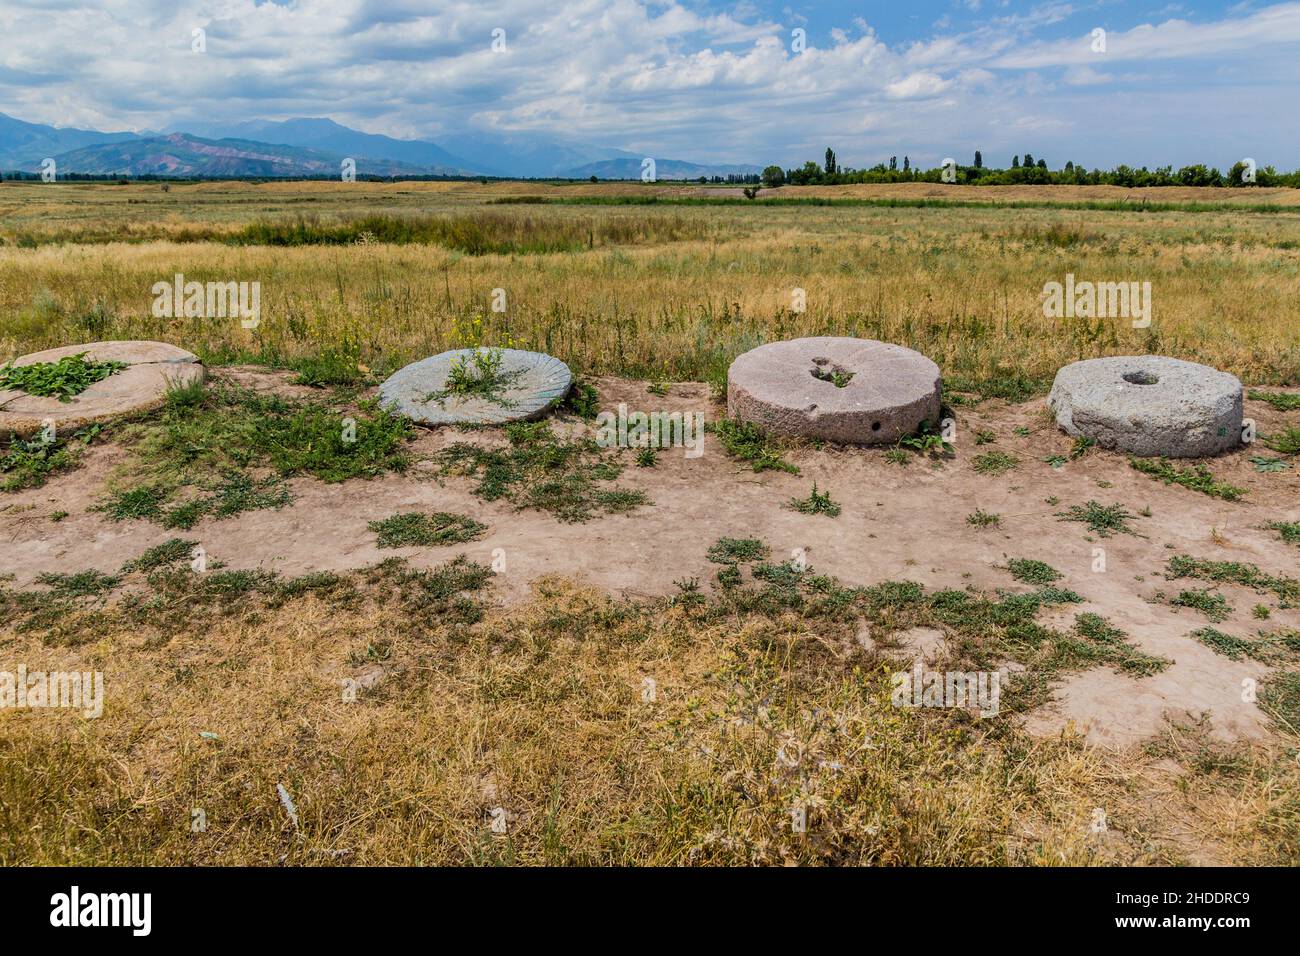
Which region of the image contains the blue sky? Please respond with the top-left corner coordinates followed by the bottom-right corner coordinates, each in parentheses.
top-left (1, 0), bottom-right (1298, 170)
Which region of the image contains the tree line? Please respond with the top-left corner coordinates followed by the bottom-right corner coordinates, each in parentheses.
top-left (760, 148), bottom-right (1300, 188)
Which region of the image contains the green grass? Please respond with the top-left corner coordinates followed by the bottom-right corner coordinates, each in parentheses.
top-left (1251, 455), bottom-right (1292, 473)
top-left (972, 451), bottom-right (1019, 476)
top-left (710, 419), bottom-right (798, 474)
top-left (788, 483), bottom-right (841, 517)
top-left (368, 512), bottom-right (488, 549)
top-left (1190, 627), bottom-right (1267, 662)
top-left (1, 432), bottom-right (81, 492)
top-left (1166, 555), bottom-right (1300, 608)
top-left (1128, 457), bottom-right (1246, 501)
top-left (966, 509), bottom-right (1001, 528)
top-left (0, 352), bottom-right (126, 401)
top-left (1264, 427), bottom-right (1300, 455)
top-left (1056, 501), bottom-right (1141, 538)
top-left (1269, 521), bottom-right (1300, 546)
top-left (121, 538), bottom-right (198, 573)
top-left (34, 569), bottom-right (122, 598)
top-left (1248, 390), bottom-right (1300, 412)
top-left (1006, 559), bottom-right (1062, 586)
top-left (1171, 588), bottom-right (1232, 622)
top-left (435, 420), bottom-right (648, 523)
top-left (706, 537), bottom-right (769, 564)
top-left (95, 383), bottom-right (411, 527)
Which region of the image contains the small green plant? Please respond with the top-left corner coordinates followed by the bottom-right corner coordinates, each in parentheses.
top-left (1248, 390), bottom-right (1300, 412)
top-left (788, 483), bottom-right (841, 517)
top-left (972, 451), bottom-right (1019, 476)
top-left (368, 511), bottom-right (488, 548)
top-left (0, 352), bottom-right (127, 401)
top-left (1165, 555), bottom-right (1300, 607)
top-left (1069, 436), bottom-right (1095, 460)
top-left (974, 430), bottom-right (996, 445)
top-left (49, 510), bottom-right (68, 522)
top-left (1129, 457), bottom-right (1246, 501)
top-left (35, 569), bottom-right (122, 598)
top-left (1268, 521), bottom-right (1300, 546)
top-left (1056, 500), bottom-right (1140, 537)
top-left (966, 509), bottom-right (1001, 528)
top-left (884, 448), bottom-right (910, 466)
top-left (1190, 627), bottom-right (1262, 661)
top-left (1006, 558), bottom-right (1062, 586)
top-left (1044, 454), bottom-right (1067, 469)
top-left (1253, 604), bottom-right (1271, 620)
top-left (1172, 588), bottom-right (1231, 622)
top-left (899, 421), bottom-right (952, 457)
top-left (646, 381), bottom-right (670, 396)
top-left (1264, 427), bottom-right (1300, 456)
top-left (706, 537), bottom-right (769, 564)
top-left (1251, 456), bottom-right (1291, 473)
top-left (710, 419), bottom-right (798, 473)
top-left (122, 538), bottom-right (198, 573)
top-left (1259, 671), bottom-right (1300, 732)
top-left (428, 347), bottom-right (519, 407)
top-left (564, 379), bottom-right (600, 419)
top-left (635, 447), bottom-right (658, 468)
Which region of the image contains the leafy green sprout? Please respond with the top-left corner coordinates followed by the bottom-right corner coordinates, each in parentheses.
top-left (0, 352), bottom-right (128, 402)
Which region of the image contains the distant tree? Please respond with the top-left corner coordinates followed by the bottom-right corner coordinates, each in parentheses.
top-left (1064, 161), bottom-right (1074, 172)
top-left (889, 156), bottom-right (897, 171)
top-left (1037, 159), bottom-right (1047, 169)
top-left (762, 165), bottom-right (785, 188)
top-left (824, 147), bottom-right (837, 175)
top-left (742, 186), bottom-right (760, 199)
top-left (1011, 155), bottom-right (1020, 168)
top-left (903, 156), bottom-right (910, 173)
top-left (590, 175), bottom-right (598, 183)
top-left (1022, 153), bottom-right (1034, 169)
top-left (974, 150), bottom-right (983, 169)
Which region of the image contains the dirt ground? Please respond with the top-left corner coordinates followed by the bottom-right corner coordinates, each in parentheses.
top-left (3, 369), bottom-right (1296, 748)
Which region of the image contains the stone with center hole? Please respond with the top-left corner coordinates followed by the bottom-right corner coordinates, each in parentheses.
top-left (727, 337), bottom-right (941, 444)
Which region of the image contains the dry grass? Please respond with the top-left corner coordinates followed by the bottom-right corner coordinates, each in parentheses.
top-left (2, 564), bottom-right (1296, 866)
top-left (1, 181), bottom-right (1297, 389)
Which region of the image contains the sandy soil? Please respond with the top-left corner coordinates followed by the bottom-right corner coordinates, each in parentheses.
top-left (3, 370), bottom-right (1297, 747)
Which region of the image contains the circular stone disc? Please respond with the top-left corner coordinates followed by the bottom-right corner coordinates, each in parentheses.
top-left (0, 340), bottom-right (205, 438)
top-left (1049, 355), bottom-right (1243, 458)
top-left (379, 348), bottom-right (572, 426)
top-left (727, 337), bottom-right (941, 444)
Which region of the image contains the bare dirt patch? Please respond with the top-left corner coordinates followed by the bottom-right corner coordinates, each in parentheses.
top-left (3, 373), bottom-right (1297, 748)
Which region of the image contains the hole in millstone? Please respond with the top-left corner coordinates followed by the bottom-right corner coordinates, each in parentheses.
top-left (871, 421), bottom-right (881, 431)
top-left (1122, 370), bottom-right (1159, 385)
top-left (810, 361), bottom-right (855, 388)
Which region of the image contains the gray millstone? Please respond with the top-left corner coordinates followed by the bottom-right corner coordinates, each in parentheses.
top-left (727, 337), bottom-right (942, 444)
top-left (1049, 355), bottom-right (1243, 458)
top-left (0, 340), bottom-right (205, 439)
top-left (379, 348), bottom-right (572, 426)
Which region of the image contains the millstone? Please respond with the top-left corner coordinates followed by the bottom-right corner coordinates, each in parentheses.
top-left (0, 340), bottom-right (205, 439)
top-left (727, 337), bottom-right (941, 444)
top-left (1049, 355), bottom-right (1243, 458)
top-left (378, 348), bottom-right (572, 426)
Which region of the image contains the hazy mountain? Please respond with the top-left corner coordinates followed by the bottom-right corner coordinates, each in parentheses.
top-left (0, 111), bottom-right (761, 179)
top-left (167, 117), bottom-right (485, 175)
top-left (434, 131), bottom-right (639, 179)
top-left (26, 132), bottom-right (435, 178)
top-left (566, 158), bottom-right (763, 180)
top-left (0, 111), bottom-right (139, 167)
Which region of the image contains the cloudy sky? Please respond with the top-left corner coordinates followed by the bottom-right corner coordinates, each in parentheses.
top-left (2, 0), bottom-right (1298, 170)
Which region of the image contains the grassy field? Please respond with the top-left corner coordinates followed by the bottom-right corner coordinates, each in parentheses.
top-left (1, 180), bottom-right (1297, 389)
top-left (2, 180), bottom-right (1298, 866)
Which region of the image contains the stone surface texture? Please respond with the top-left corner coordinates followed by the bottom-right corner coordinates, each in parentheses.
top-left (0, 340), bottom-right (205, 438)
top-left (379, 348), bottom-right (572, 426)
top-left (1049, 355), bottom-right (1243, 458)
top-left (727, 337), bottom-right (941, 444)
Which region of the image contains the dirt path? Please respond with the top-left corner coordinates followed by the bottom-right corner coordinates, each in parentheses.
top-left (3, 371), bottom-right (1296, 747)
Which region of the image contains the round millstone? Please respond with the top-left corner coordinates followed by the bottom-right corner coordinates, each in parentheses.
top-left (1049, 355), bottom-right (1243, 458)
top-left (378, 348), bottom-right (572, 426)
top-left (0, 340), bottom-right (205, 439)
top-left (727, 337), bottom-right (942, 444)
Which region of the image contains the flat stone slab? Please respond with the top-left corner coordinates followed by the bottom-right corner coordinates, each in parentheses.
top-left (1049, 355), bottom-right (1243, 458)
top-left (379, 348), bottom-right (572, 426)
top-left (0, 340), bottom-right (205, 439)
top-left (727, 337), bottom-right (941, 444)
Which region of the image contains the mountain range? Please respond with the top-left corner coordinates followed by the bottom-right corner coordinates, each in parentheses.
top-left (0, 112), bottom-right (761, 180)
